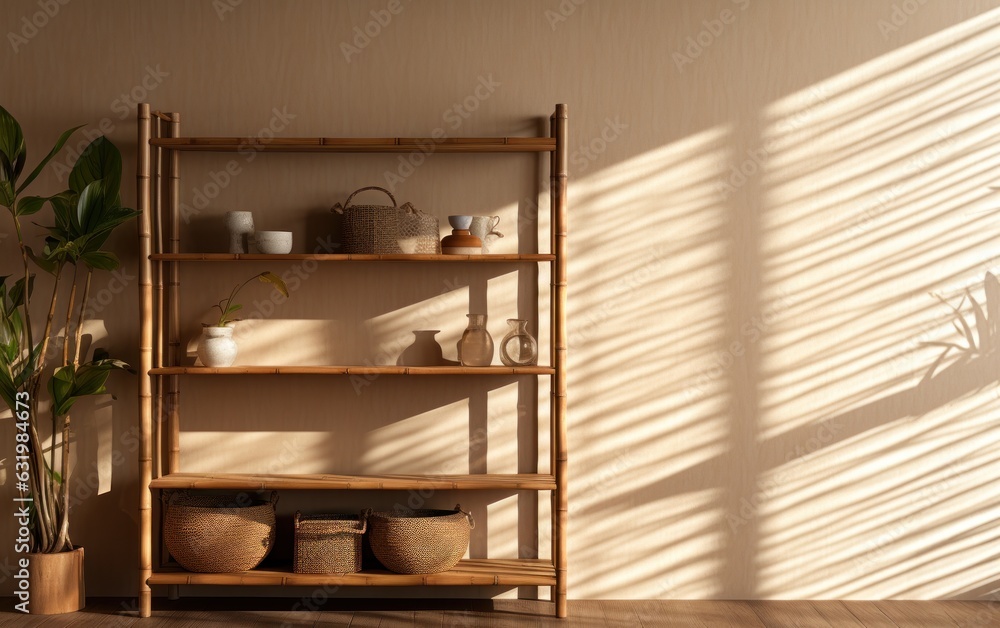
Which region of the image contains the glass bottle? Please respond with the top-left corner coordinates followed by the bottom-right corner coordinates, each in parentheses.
top-left (459, 314), bottom-right (494, 367)
top-left (500, 319), bottom-right (538, 366)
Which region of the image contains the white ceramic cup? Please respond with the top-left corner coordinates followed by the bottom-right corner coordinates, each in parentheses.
top-left (470, 216), bottom-right (503, 253)
top-left (225, 211), bottom-right (255, 254)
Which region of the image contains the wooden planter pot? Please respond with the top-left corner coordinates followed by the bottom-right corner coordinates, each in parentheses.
top-left (27, 547), bottom-right (85, 614)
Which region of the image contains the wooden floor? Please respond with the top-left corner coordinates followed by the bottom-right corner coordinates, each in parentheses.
top-left (2, 598), bottom-right (998, 627)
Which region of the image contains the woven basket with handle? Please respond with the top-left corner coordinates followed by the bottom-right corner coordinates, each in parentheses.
top-left (368, 504), bottom-right (475, 574)
top-left (163, 491), bottom-right (277, 573)
top-left (331, 186), bottom-right (402, 254)
top-left (293, 511), bottom-right (368, 574)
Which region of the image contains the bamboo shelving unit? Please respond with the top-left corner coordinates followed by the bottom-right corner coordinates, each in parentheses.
top-left (135, 104), bottom-right (569, 619)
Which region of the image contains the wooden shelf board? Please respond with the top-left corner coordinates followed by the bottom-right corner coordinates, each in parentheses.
top-left (149, 365), bottom-right (554, 376)
top-left (150, 253), bottom-right (554, 262)
top-left (148, 559), bottom-right (556, 587)
top-left (150, 137), bottom-right (556, 153)
top-left (149, 472), bottom-right (556, 491)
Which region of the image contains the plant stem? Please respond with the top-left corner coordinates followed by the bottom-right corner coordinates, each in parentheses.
top-left (37, 266), bottom-right (63, 375)
top-left (62, 266), bottom-right (78, 367)
top-left (73, 270), bottom-right (92, 366)
top-left (218, 274), bottom-right (259, 326)
top-left (11, 215), bottom-right (35, 380)
top-left (52, 420), bottom-right (71, 553)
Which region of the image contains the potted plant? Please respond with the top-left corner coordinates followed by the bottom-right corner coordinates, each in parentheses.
top-left (0, 105), bottom-right (139, 614)
top-left (197, 271), bottom-right (288, 367)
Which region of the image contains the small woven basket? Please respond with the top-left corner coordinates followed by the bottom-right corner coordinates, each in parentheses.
top-left (397, 203), bottom-right (441, 254)
top-left (293, 511), bottom-right (367, 574)
top-left (368, 504), bottom-right (475, 574)
top-left (331, 186), bottom-right (403, 254)
top-left (163, 491), bottom-right (277, 573)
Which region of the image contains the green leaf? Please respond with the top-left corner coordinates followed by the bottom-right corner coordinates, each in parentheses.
top-left (80, 250), bottom-right (119, 271)
top-left (0, 366), bottom-right (16, 414)
top-left (73, 180), bottom-right (139, 245)
top-left (76, 179), bottom-right (112, 234)
top-left (69, 137), bottom-right (121, 198)
top-left (16, 125), bottom-right (83, 195)
top-left (10, 275), bottom-right (33, 309)
top-left (0, 104), bottom-right (26, 184)
top-left (49, 356), bottom-right (132, 416)
top-left (15, 195), bottom-right (45, 217)
top-left (0, 181), bottom-right (13, 209)
top-left (25, 246), bottom-right (60, 275)
top-left (258, 271), bottom-right (289, 297)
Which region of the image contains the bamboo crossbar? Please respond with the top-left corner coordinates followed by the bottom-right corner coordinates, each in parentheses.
top-left (147, 559), bottom-right (556, 587)
top-left (149, 472), bottom-right (556, 491)
top-left (149, 137), bottom-right (556, 153)
top-left (149, 365), bottom-right (554, 376)
top-left (149, 253), bottom-right (555, 262)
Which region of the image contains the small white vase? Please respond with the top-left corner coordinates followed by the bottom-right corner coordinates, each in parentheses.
top-left (198, 326), bottom-right (238, 367)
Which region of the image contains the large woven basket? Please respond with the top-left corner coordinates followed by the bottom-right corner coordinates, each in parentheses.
top-left (368, 504), bottom-right (475, 574)
top-left (164, 491), bottom-right (277, 573)
top-left (331, 186), bottom-right (403, 254)
top-left (293, 511), bottom-right (367, 574)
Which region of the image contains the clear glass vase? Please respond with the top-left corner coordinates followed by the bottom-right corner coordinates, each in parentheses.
top-left (499, 319), bottom-right (538, 366)
top-left (459, 314), bottom-right (494, 367)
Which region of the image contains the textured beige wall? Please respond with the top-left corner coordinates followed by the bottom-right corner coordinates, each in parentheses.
top-left (2, 0), bottom-right (1000, 602)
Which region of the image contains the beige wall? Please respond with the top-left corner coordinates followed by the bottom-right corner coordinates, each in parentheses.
top-left (2, 0), bottom-right (1000, 601)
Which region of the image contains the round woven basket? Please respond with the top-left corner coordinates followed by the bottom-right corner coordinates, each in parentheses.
top-left (331, 186), bottom-right (402, 254)
top-left (368, 504), bottom-right (475, 574)
top-left (164, 492), bottom-right (277, 573)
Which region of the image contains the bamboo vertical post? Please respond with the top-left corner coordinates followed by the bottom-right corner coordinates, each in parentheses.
top-left (136, 103), bottom-right (153, 619)
top-left (551, 104), bottom-right (569, 619)
top-left (166, 114), bottom-right (181, 474)
top-left (152, 115), bottom-right (164, 481)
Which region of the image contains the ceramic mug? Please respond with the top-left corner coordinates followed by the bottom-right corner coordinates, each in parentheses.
top-left (470, 216), bottom-right (503, 252)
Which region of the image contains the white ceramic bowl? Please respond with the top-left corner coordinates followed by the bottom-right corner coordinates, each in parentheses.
top-left (255, 230), bottom-right (293, 254)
